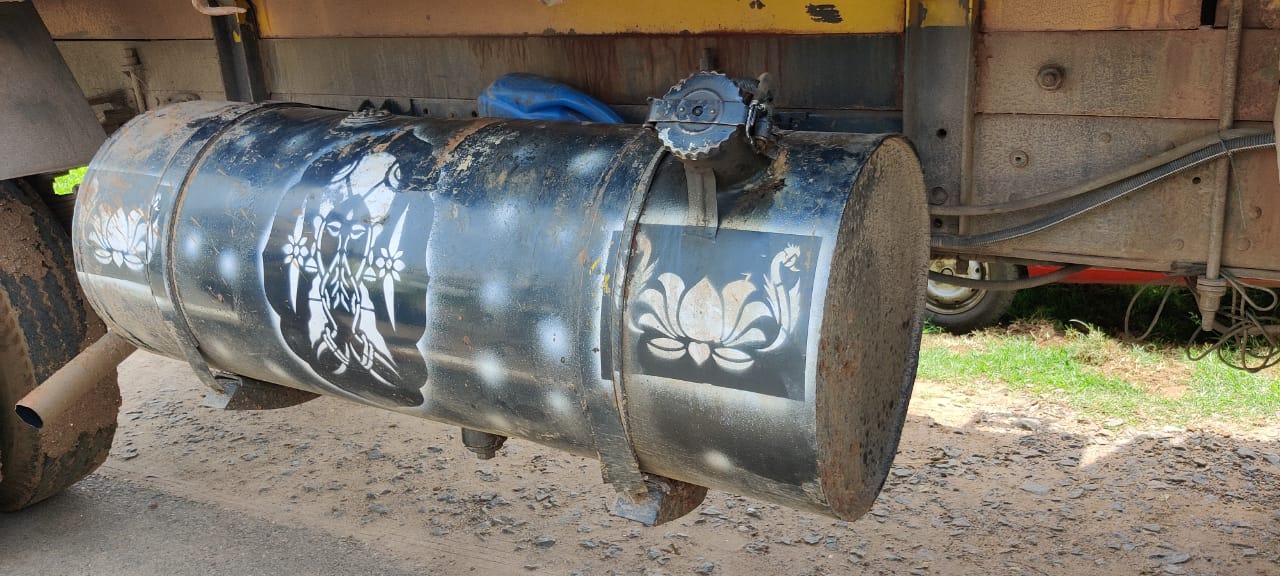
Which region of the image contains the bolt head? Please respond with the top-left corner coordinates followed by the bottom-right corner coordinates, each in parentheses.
top-left (1036, 65), bottom-right (1064, 91)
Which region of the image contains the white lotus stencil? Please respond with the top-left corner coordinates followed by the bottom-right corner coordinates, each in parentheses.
top-left (89, 205), bottom-right (150, 271)
top-left (628, 232), bottom-right (803, 372)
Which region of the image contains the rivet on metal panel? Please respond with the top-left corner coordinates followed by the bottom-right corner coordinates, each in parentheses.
top-left (1009, 150), bottom-right (1030, 168)
top-left (1036, 65), bottom-right (1064, 91)
top-left (928, 186), bottom-right (948, 205)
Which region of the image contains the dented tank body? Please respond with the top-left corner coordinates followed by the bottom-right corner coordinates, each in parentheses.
top-left (74, 100), bottom-right (928, 520)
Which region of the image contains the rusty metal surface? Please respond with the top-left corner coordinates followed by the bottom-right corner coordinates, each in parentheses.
top-left (0, 2), bottom-right (105, 180)
top-left (813, 136), bottom-right (928, 519)
top-left (15, 332), bottom-right (135, 429)
top-left (34, 0), bottom-right (213, 40)
top-left (970, 115), bottom-right (1221, 207)
top-left (959, 162), bottom-right (1219, 268)
top-left (903, 2), bottom-right (973, 236)
top-left (609, 475), bottom-right (709, 527)
top-left (981, 0), bottom-right (1201, 31)
top-left (1236, 29), bottom-right (1280, 122)
top-left (261, 35), bottom-right (902, 112)
top-left (976, 30), bottom-right (1279, 122)
top-left (55, 40), bottom-right (224, 114)
top-left (1216, 0), bottom-right (1280, 29)
top-left (1222, 147), bottom-right (1280, 272)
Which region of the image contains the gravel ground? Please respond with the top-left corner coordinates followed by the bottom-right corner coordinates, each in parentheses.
top-left (18, 351), bottom-right (1279, 575)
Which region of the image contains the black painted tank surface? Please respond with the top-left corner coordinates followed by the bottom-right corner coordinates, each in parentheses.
top-left (74, 101), bottom-right (928, 520)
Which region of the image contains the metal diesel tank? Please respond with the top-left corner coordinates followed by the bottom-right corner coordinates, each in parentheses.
top-left (73, 74), bottom-right (928, 522)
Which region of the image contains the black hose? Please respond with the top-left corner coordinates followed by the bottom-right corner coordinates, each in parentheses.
top-left (931, 132), bottom-right (1276, 249)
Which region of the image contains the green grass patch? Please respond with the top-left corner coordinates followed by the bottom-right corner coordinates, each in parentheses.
top-left (1006, 283), bottom-right (1203, 344)
top-left (917, 327), bottom-right (1280, 427)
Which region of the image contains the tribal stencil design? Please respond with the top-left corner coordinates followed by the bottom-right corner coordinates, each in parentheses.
top-left (264, 143), bottom-right (433, 407)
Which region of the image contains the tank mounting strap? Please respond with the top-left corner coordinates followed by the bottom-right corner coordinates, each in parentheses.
top-left (582, 133), bottom-right (665, 502)
top-left (146, 103), bottom-right (279, 393)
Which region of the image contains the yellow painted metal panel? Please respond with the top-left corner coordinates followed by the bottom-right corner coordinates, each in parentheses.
top-left (914, 0), bottom-right (970, 27)
top-left (254, 0), bottom-right (905, 38)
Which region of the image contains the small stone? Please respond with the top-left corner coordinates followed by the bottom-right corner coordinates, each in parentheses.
top-left (891, 468), bottom-right (913, 478)
top-left (951, 517), bottom-right (972, 528)
top-left (368, 503), bottom-right (390, 515)
top-left (1104, 419), bottom-right (1125, 428)
top-left (532, 535), bottom-right (556, 548)
top-left (1015, 418), bottom-right (1042, 431)
top-left (1163, 566), bottom-right (1185, 575)
top-left (1162, 553), bottom-right (1191, 564)
top-left (745, 507), bottom-right (762, 519)
top-left (802, 533), bottom-right (823, 545)
top-left (430, 527), bottom-right (448, 536)
top-left (694, 561), bottom-right (717, 575)
top-left (1261, 453), bottom-right (1280, 466)
top-left (241, 453), bottom-right (257, 461)
top-left (578, 540), bottom-right (598, 549)
top-left (1066, 488), bottom-right (1086, 499)
top-left (699, 507), bottom-right (724, 516)
top-left (1139, 524), bottom-right (1166, 533)
top-left (1237, 447), bottom-right (1257, 459)
top-left (366, 448), bottom-right (385, 460)
top-left (1021, 481), bottom-right (1051, 496)
top-left (646, 548), bottom-right (663, 560)
top-left (120, 447), bottom-right (139, 460)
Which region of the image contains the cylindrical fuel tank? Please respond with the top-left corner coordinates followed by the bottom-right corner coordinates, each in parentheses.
top-left (74, 101), bottom-right (928, 519)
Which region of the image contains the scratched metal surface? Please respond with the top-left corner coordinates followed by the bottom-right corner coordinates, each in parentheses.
top-left (74, 101), bottom-right (927, 519)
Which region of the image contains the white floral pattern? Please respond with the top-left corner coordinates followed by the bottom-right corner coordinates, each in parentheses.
top-left (628, 232), bottom-right (803, 372)
top-left (89, 205), bottom-right (151, 271)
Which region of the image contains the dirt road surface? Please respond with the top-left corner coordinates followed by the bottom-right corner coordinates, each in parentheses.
top-left (4, 351), bottom-right (1279, 575)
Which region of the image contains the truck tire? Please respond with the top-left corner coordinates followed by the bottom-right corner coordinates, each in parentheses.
top-left (925, 259), bottom-right (1023, 334)
top-left (0, 179), bottom-right (120, 511)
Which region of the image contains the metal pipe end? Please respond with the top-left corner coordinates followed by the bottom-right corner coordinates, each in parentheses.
top-left (14, 404), bottom-right (43, 429)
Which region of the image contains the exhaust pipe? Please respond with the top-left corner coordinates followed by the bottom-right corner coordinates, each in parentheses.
top-left (15, 331), bottom-right (135, 429)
